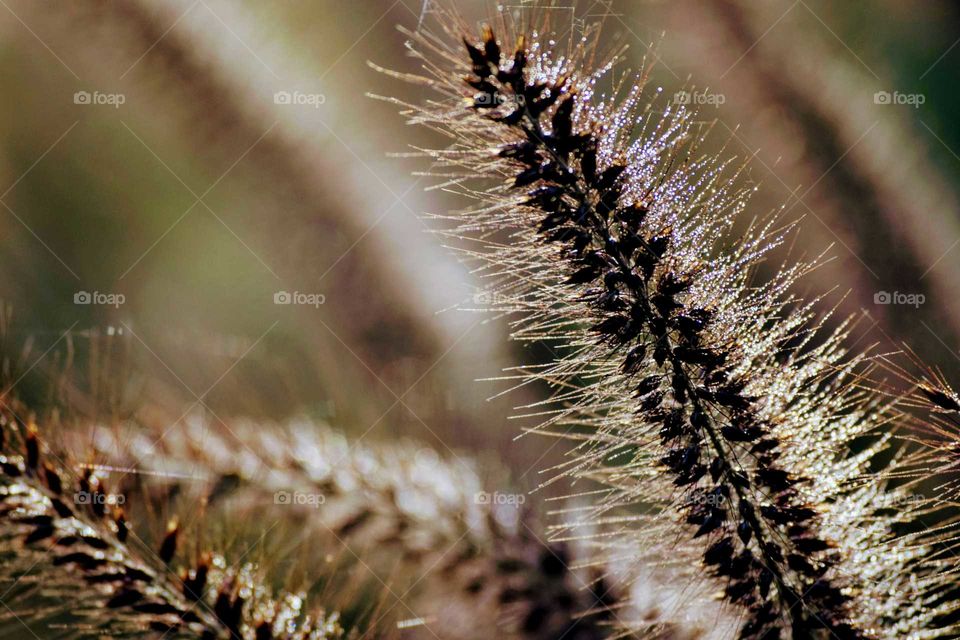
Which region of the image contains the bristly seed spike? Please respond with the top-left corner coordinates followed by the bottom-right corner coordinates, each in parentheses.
top-left (383, 14), bottom-right (960, 640)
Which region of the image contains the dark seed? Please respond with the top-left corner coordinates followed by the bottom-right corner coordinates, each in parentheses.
top-left (107, 589), bottom-right (144, 608)
top-left (922, 386), bottom-right (960, 412)
top-left (25, 525), bottom-right (55, 544)
top-left (704, 537), bottom-right (734, 566)
top-left (158, 519), bottom-right (179, 564)
top-left (43, 463), bottom-right (62, 495)
top-left (482, 26), bottom-right (501, 65)
top-left (737, 519), bottom-right (753, 545)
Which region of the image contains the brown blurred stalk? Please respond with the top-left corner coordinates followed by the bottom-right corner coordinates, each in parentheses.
top-left (649, 0), bottom-right (960, 372)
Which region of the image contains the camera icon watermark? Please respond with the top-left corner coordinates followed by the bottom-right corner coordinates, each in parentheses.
top-left (73, 90), bottom-right (126, 109)
top-left (273, 490), bottom-right (325, 508)
top-left (74, 291), bottom-right (125, 308)
top-left (274, 90), bottom-right (326, 109)
top-left (273, 291), bottom-right (325, 307)
top-left (474, 491), bottom-right (526, 506)
top-left (874, 291), bottom-right (925, 308)
top-left (74, 490), bottom-right (125, 506)
top-left (673, 90), bottom-right (726, 107)
top-left (874, 91), bottom-right (925, 108)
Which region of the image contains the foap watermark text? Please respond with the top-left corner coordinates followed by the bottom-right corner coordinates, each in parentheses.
top-left (274, 490), bottom-right (326, 507)
top-left (274, 291), bottom-right (325, 307)
top-left (274, 91), bottom-right (325, 108)
top-left (74, 91), bottom-right (125, 108)
top-left (75, 291), bottom-right (125, 308)
top-left (674, 90), bottom-right (726, 107)
top-left (874, 291), bottom-right (925, 308)
top-left (75, 490), bottom-right (125, 506)
top-left (874, 91), bottom-right (925, 108)
top-left (474, 491), bottom-right (526, 506)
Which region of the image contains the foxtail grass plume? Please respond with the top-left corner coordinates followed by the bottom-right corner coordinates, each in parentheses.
top-left (80, 416), bottom-right (658, 639)
top-left (0, 410), bottom-right (346, 639)
top-left (379, 5), bottom-right (960, 638)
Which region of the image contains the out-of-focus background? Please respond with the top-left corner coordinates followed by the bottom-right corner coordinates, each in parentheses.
top-left (0, 0), bottom-right (959, 482)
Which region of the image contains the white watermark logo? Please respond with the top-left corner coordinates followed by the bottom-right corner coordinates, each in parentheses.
top-left (74, 91), bottom-right (126, 109)
top-left (874, 91), bottom-right (925, 108)
top-left (674, 90), bottom-right (726, 107)
top-left (474, 491), bottom-right (526, 506)
top-left (684, 492), bottom-right (726, 507)
top-left (274, 490), bottom-right (326, 508)
top-left (274, 91), bottom-right (325, 108)
top-left (874, 291), bottom-right (925, 308)
top-left (74, 490), bottom-right (125, 506)
top-left (471, 291), bottom-right (525, 305)
top-left (273, 291), bottom-right (325, 307)
top-left (473, 91), bottom-right (526, 108)
top-left (74, 291), bottom-right (125, 308)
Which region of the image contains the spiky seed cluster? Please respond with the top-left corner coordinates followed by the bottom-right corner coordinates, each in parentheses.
top-left (384, 9), bottom-right (959, 639)
top-left (0, 413), bottom-right (344, 640)
top-left (458, 26), bottom-right (861, 638)
top-left (80, 417), bottom-right (632, 640)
